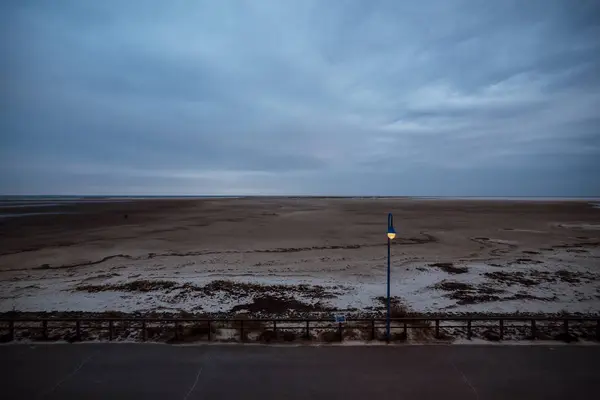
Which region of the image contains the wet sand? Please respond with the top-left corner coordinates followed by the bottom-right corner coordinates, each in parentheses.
top-left (1, 197), bottom-right (599, 268)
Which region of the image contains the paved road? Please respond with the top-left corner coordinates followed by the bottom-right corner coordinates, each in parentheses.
top-left (1, 344), bottom-right (599, 399)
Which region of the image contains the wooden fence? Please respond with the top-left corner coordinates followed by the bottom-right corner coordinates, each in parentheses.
top-left (1, 316), bottom-right (598, 343)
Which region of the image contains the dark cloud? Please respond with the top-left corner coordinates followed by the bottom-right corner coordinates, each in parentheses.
top-left (1, 0), bottom-right (599, 195)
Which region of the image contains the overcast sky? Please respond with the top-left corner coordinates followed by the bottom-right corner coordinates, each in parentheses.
top-left (2, 1), bottom-right (599, 196)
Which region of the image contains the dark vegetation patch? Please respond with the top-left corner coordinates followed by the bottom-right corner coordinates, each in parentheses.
top-left (77, 280), bottom-right (179, 293)
top-left (20, 284), bottom-right (41, 290)
top-left (553, 332), bottom-right (579, 343)
top-left (484, 270), bottom-right (597, 286)
top-left (258, 330), bottom-right (277, 343)
top-left (429, 262), bottom-right (469, 274)
top-left (446, 292), bottom-right (504, 305)
top-left (373, 296), bottom-right (411, 317)
top-left (199, 281), bottom-right (340, 299)
top-left (75, 279), bottom-right (342, 300)
top-left (481, 330), bottom-right (501, 341)
top-left (370, 300), bottom-right (432, 341)
top-left (409, 320), bottom-right (435, 342)
top-left (433, 281), bottom-right (473, 292)
top-left (566, 249), bottom-right (588, 253)
top-left (554, 270), bottom-right (595, 284)
top-left (320, 330), bottom-right (341, 343)
top-left (229, 295), bottom-right (330, 314)
top-left (74, 279), bottom-right (344, 315)
top-left (282, 331), bottom-right (297, 342)
top-left (389, 304), bottom-right (410, 319)
top-left (484, 271), bottom-right (538, 287)
top-left (229, 315), bottom-right (266, 340)
top-left (185, 323), bottom-right (216, 338)
top-left (552, 242), bottom-right (600, 249)
top-left (434, 278), bottom-right (556, 305)
top-left (164, 322), bottom-right (218, 343)
top-left (509, 258), bottom-right (543, 265)
top-left (508, 293), bottom-right (557, 301)
top-left (380, 332), bottom-right (407, 342)
top-left (433, 280), bottom-right (504, 305)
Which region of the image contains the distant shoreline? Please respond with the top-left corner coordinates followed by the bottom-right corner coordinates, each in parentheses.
top-left (2, 195), bottom-right (600, 201)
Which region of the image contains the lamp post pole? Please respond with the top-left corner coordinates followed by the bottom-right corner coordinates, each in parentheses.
top-left (386, 213), bottom-right (395, 342)
top-left (387, 234), bottom-right (391, 341)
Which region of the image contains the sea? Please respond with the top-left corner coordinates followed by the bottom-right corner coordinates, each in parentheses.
top-left (0, 195), bottom-right (598, 219)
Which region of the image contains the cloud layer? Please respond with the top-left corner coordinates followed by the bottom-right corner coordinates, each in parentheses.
top-left (2, 0), bottom-right (599, 195)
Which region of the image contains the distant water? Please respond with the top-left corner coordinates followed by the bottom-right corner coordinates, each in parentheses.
top-left (1, 195), bottom-right (598, 206)
top-left (0, 195), bottom-right (241, 203)
top-left (0, 195), bottom-right (243, 211)
top-left (0, 212), bottom-right (74, 219)
top-left (411, 196), bottom-right (600, 201)
top-left (0, 203), bottom-right (62, 208)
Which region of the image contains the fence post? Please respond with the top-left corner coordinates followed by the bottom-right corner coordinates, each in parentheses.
top-left (42, 320), bottom-right (48, 340)
top-left (306, 321), bottom-right (310, 340)
top-left (76, 320), bottom-right (81, 341)
top-left (142, 321), bottom-right (147, 342)
top-left (499, 319), bottom-right (504, 341)
top-left (240, 320), bottom-right (244, 342)
top-left (273, 321), bottom-right (277, 340)
top-left (338, 322), bottom-right (343, 342)
top-left (531, 320), bottom-right (536, 340)
top-left (435, 320), bottom-right (440, 339)
top-left (109, 320), bottom-right (114, 341)
top-left (467, 320), bottom-right (472, 340)
top-left (9, 320), bottom-right (14, 341)
top-left (371, 320), bottom-right (376, 341)
top-left (207, 321), bottom-right (212, 341)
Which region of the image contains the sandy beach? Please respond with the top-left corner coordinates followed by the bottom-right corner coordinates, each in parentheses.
top-left (1, 197), bottom-right (599, 316)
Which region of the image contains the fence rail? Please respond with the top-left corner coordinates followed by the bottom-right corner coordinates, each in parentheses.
top-left (1, 316), bottom-right (599, 343)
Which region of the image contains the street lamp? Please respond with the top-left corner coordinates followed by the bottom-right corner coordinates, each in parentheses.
top-left (386, 213), bottom-right (396, 341)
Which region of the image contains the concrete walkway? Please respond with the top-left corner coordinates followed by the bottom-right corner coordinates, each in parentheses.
top-left (1, 344), bottom-right (599, 399)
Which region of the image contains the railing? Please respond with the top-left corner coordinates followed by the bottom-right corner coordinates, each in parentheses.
top-left (1, 316), bottom-right (599, 343)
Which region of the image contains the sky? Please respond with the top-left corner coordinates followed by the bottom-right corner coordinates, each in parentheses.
top-left (1, 0), bottom-right (599, 196)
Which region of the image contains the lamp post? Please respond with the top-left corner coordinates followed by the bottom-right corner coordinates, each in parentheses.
top-left (386, 213), bottom-right (396, 342)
